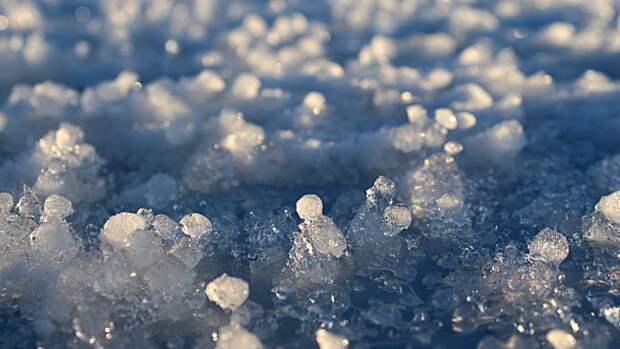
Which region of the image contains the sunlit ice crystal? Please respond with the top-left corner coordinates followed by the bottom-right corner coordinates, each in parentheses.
top-left (382, 204), bottom-right (412, 237)
top-left (528, 228), bottom-right (570, 265)
top-left (0, 192), bottom-right (13, 213)
top-left (296, 194), bottom-right (323, 220)
top-left (101, 212), bottom-right (146, 247)
top-left (295, 194), bottom-right (347, 258)
top-left (215, 324), bottom-right (263, 349)
top-left (596, 191), bottom-right (620, 225)
top-left (41, 194), bottom-right (73, 222)
top-left (179, 213), bottom-right (213, 240)
top-left (206, 273), bottom-right (250, 311)
top-left (546, 329), bottom-right (577, 349)
top-left (315, 329), bottom-right (349, 349)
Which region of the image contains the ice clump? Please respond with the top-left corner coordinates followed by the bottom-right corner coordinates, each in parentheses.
top-left (528, 228), bottom-right (570, 265)
top-left (1, 0), bottom-right (620, 348)
top-left (596, 191), bottom-right (620, 225)
top-left (315, 329), bottom-right (349, 349)
top-left (101, 212), bottom-right (146, 247)
top-left (206, 273), bottom-right (250, 311)
top-left (546, 329), bottom-right (577, 349)
top-left (180, 213), bottom-right (213, 240)
top-left (283, 194), bottom-right (348, 285)
top-left (215, 324), bottom-right (263, 349)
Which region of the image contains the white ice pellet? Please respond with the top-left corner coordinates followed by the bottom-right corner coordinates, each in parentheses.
top-left (443, 141), bottom-right (463, 155)
top-left (42, 194), bottom-right (73, 221)
top-left (546, 329), bottom-right (576, 349)
top-left (231, 73), bottom-right (261, 100)
top-left (0, 192), bottom-right (13, 213)
top-left (216, 325), bottom-right (263, 349)
top-left (596, 191), bottom-right (620, 225)
top-left (315, 329), bottom-right (349, 349)
top-left (206, 273), bottom-right (250, 310)
top-left (296, 194), bottom-right (323, 220)
top-left (434, 108), bottom-right (458, 130)
top-left (303, 92), bottom-right (327, 110)
top-left (456, 112), bottom-right (477, 130)
top-left (102, 212), bottom-right (146, 246)
top-left (406, 105), bottom-right (429, 127)
top-left (180, 213), bottom-right (213, 240)
top-left (528, 228), bottom-right (570, 265)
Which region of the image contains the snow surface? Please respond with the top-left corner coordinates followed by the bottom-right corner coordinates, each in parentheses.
top-left (1, 0), bottom-right (620, 348)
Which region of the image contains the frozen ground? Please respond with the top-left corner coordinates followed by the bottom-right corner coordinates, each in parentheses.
top-left (1, 0), bottom-right (620, 348)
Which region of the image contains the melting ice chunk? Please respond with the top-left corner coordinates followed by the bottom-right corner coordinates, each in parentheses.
top-left (528, 228), bottom-right (570, 265)
top-left (206, 273), bottom-right (250, 310)
top-left (315, 329), bottom-right (349, 349)
top-left (596, 191), bottom-right (620, 225)
top-left (101, 212), bottom-right (146, 246)
top-left (42, 194), bottom-right (73, 221)
top-left (216, 325), bottom-right (263, 349)
top-left (180, 213), bottom-right (213, 240)
top-left (296, 194), bottom-right (323, 220)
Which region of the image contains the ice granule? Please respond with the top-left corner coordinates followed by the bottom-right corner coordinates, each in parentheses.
top-left (215, 325), bottom-right (263, 349)
top-left (206, 273), bottom-right (250, 311)
top-left (42, 194), bottom-right (73, 222)
top-left (1, 1), bottom-right (620, 347)
top-left (179, 213), bottom-right (213, 240)
top-left (382, 205), bottom-right (412, 237)
top-left (101, 212), bottom-right (146, 247)
top-left (434, 108), bottom-right (458, 130)
top-left (546, 329), bottom-right (577, 349)
top-left (296, 194), bottom-right (323, 220)
top-left (0, 192), bottom-right (13, 213)
top-left (528, 228), bottom-right (570, 265)
top-left (596, 191), bottom-right (620, 225)
top-left (315, 329), bottom-right (349, 349)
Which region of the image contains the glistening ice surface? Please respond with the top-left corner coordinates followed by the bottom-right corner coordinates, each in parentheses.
top-left (2, 0), bottom-right (620, 348)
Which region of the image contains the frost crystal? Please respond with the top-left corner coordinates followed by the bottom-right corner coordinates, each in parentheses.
top-left (206, 274), bottom-right (250, 310)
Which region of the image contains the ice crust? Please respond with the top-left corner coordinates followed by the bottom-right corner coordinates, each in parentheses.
top-left (0, 0), bottom-right (620, 348)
